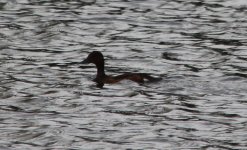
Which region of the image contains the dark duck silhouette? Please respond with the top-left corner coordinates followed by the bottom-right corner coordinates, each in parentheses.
top-left (82, 51), bottom-right (161, 88)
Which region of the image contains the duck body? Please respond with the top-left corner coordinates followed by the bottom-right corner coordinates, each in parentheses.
top-left (94, 73), bottom-right (157, 88)
top-left (82, 51), bottom-right (161, 88)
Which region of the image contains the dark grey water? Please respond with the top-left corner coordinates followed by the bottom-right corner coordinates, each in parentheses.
top-left (0, 0), bottom-right (247, 149)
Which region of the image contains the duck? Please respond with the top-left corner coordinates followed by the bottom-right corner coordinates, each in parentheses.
top-left (82, 51), bottom-right (161, 88)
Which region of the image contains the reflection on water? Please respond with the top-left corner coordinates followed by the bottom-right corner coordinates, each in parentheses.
top-left (0, 0), bottom-right (247, 149)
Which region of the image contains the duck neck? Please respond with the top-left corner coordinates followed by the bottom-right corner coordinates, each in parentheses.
top-left (96, 62), bottom-right (105, 78)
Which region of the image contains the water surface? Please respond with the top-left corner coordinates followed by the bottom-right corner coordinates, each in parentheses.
top-left (0, 0), bottom-right (247, 149)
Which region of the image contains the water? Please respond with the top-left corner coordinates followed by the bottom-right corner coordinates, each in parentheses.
top-left (0, 0), bottom-right (247, 149)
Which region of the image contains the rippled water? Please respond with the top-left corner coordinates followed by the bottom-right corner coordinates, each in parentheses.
top-left (0, 0), bottom-right (247, 149)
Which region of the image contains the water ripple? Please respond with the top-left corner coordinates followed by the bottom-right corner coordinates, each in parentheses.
top-left (0, 0), bottom-right (247, 149)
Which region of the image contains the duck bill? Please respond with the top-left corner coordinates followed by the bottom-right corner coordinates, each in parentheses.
top-left (81, 58), bottom-right (90, 64)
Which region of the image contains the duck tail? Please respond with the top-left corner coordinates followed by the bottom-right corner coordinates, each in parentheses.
top-left (141, 73), bottom-right (162, 82)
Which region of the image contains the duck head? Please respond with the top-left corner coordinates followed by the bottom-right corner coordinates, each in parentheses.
top-left (82, 51), bottom-right (104, 66)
